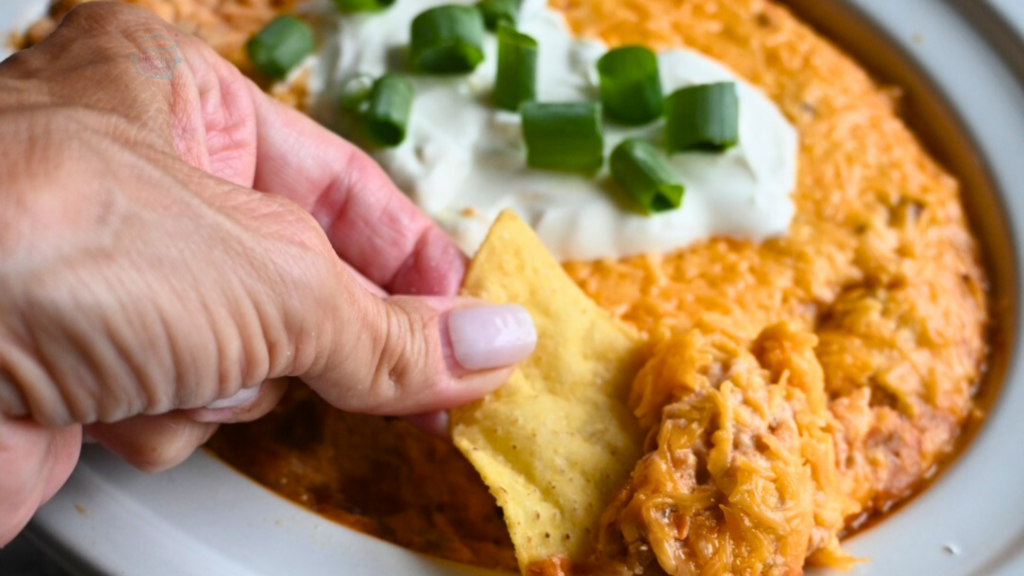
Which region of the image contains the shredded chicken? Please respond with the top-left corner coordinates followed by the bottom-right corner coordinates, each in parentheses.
top-left (583, 320), bottom-right (854, 575)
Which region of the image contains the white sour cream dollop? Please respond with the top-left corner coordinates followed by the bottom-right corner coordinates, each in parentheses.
top-left (308, 0), bottom-right (798, 262)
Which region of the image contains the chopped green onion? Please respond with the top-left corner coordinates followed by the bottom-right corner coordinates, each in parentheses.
top-left (521, 102), bottom-right (604, 173)
top-left (611, 139), bottom-right (684, 213)
top-left (494, 26), bottom-right (537, 111)
top-left (665, 82), bottom-right (739, 152)
top-left (477, 0), bottom-right (520, 30)
top-left (339, 73), bottom-right (376, 110)
top-left (246, 16), bottom-right (316, 80)
top-left (331, 0), bottom-right (395, 12)
top-left (365, 74), bottom-right (414, 147)
top-left (410, 5), bottom-right (486, 74)
top-left (597, 46), bottom-right (663, 126)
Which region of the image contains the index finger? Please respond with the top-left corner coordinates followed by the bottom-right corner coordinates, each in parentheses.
top-left (248, 90), bottom-right (468, 297)
top-left (137, 27), bottom-right (466, 297)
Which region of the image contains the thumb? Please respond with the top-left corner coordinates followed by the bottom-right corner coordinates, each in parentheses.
top-left (301, 287), bottom-right (536, 416)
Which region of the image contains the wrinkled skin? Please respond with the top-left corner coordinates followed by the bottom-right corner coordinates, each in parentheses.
top-left (0, 2), bottom-right (526, 545)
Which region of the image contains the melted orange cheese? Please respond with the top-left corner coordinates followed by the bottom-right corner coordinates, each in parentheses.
top-left (24, 0), bottom-right (989, 572)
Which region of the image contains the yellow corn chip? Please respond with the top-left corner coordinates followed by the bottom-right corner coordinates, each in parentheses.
top-left (451, 211), bottom-right (646, 572)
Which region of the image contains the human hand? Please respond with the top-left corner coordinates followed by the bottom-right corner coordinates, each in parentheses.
top-left (0, 2), bottom-right (535, 545)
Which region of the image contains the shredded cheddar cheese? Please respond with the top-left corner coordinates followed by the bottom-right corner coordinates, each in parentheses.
top-left (590, 320), bottom-right (858, 575)
top-left (557, 0), bottom-right (987, 516)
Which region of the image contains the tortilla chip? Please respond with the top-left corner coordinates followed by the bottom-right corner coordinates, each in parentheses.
top-left (451, 211), bottom-right (646, 572)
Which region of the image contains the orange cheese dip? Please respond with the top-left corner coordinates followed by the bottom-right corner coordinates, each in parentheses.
top-left (26, 0), bottom-right (990, 573)
top-left (548, 0), bottom-right (988, 572)
top-left (558, 0), bottom-right (987, 523)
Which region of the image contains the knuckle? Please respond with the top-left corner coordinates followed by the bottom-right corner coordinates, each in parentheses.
top-left (256, 201), bottom-right (341, 375)
top-left (25, 4), bottom-right (178, 132)
top-left (365, 305), bottom-right (411, 408)
top-left (361, 299), bottom-right (447, 413)
top-left (61, 1), bottom-right (159, 34)
top-left (275, 198), bottom-right (338, 260)
top-left (251, 198), bottom-right (338, 297)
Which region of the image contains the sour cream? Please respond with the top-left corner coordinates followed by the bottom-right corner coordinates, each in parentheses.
top-left (308, 0), bottom-right (798, 262)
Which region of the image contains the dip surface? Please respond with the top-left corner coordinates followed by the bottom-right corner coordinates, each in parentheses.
top-left (20, 0), bottom-right (987, 571)
top-left (214, 0), bottom-right (989, 568)
top-left (310, 0), bottom-right (798, 262)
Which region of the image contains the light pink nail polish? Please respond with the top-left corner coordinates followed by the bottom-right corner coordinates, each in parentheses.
top-left (206, 385), bottom-right (261, 410)
top-left (447, 305), bottom-right (537, 371)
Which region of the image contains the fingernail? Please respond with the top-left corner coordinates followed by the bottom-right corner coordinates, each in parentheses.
top-left (447, 305), bottom-right (536, 371)
top-left (206, 386), bottom-right (261, 410)
top-left (404, 411), bottom-right (450, 437)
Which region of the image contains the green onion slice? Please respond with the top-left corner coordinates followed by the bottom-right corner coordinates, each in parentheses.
top-left (339, 73), bottom-right (376, 110)
top-left (410, 5), bottom-right (486, 74)
top-left (597, 46), bottom-right (664, 126)
top-left (494, 26), bottom-right (537, 111)
top-left (665, 82), bottom-right (739, 152)
top-left (365, 74), bottom-right (415, 147)
top-left (521, 102), bottom-right (604, 173)
top-left (332, 0), bottom-right (395, 12)
top-left (477, 0), bottom-right (521, 30)
top-left (611, 139), bottom-right (684, 213)
top-left (246, 16), bottom-right (316, 80)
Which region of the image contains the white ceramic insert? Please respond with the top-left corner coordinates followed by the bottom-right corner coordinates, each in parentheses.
top-left (3, 0), bottom-right (1024, 574)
